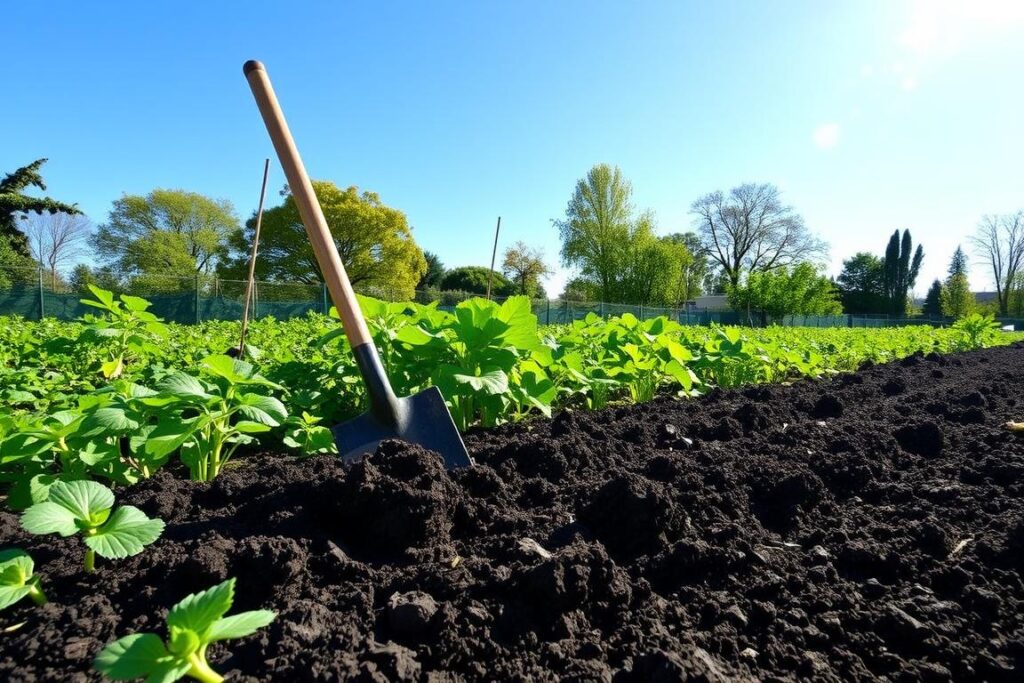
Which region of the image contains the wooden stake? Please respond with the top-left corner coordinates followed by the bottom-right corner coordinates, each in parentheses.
top-left (486, 216), bottom-right (501, 300)
top-left (238, 158), bottom-right (271, 356)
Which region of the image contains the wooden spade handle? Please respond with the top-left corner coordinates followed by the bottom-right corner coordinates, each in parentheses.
top-left (243, 60), bottom-right (372, 348)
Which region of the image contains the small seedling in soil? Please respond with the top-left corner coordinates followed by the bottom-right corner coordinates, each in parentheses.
top-left (0, 549), bottom-right (48, 610)
top-left (20, 480), bottom-right (164, 573)
top-left (94, 577), bottom-right (276, 683)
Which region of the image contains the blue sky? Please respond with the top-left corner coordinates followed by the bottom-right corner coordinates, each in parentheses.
top-left (5, 1), bottom-right (1023, 296)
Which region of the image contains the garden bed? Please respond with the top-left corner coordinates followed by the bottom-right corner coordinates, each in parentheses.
top-left (2, 343), bottom-right (1023, 681)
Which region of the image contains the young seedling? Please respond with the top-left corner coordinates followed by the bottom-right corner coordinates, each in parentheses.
top-left (94, 577), bottom-right (275, 683)
top-left (20, 480), bottom-right (164, 573)
top-left (0, 549), bottom-right (48, 610)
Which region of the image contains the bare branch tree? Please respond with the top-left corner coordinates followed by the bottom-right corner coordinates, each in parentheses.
top-left (690, 183), bottom-right (828, 288)
top-left (21, 211), bottom-right (91, 287)
top-left (971, 210), bottom-right (1024, 316)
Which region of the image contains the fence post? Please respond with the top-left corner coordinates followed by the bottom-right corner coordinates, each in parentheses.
top-left (639, 303), bottom-right (644, 320)
top-left (546, 299), bottom-right (550, 325)
top-left (322, 282), bottom-right (329, 314)
top-left (38, 267), bottom-right (45, 320)
top-left (194, 274), bottom-right (201, 323)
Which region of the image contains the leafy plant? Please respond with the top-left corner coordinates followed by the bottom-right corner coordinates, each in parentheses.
top-left (951, 313), bottom-right (1001, 350)
top-left (143, 355), bottom-right (287, 481)
top-left (0, 548), bottom-right (47, 610)
top-left (20, 480), bottom-right (164, 572)
top-left (94, 577), bottom-right (276, 683)
top-left (78, 285), bottom-right (169, 379)
top-left (282, 411), bottom-right (337, 456)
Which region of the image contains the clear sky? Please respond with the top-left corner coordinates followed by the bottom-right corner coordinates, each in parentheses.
top-left (5, 1), bottom-right (1023, 297)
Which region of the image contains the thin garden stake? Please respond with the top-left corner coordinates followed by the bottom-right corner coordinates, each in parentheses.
top-left (486, 216), bottom-right (501, 300)
top-left (237, 158), bottom-right (271, 357)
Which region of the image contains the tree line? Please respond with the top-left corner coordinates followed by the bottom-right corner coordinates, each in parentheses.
top-left (3, 158), bottom-right (1023, 318)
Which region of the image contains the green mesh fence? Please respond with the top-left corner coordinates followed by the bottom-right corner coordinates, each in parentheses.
top-left (2, 267), bottom-right (1022, 330)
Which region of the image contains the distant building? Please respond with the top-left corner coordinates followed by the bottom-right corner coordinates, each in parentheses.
top-left (690, 294), bottom-right (730, 310)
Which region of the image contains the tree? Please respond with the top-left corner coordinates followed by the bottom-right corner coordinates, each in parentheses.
top-left (664, 232), bottom-right (707, 302)
top-left (837, 252), bottom-right (886, 314)
top-left (501, 241), bottom-right (551, 297)
top-left (727, 262), bottom-right (842, 320)
top-left (220, 182), bottom-right (425, 300)
top-left (940, 272), bottom-right (974, 319)
top-left (555, 164), bottom-right (635, 302)
top-left (418, 251), bottom-right (445, 289)
top-left (921, 279), bottom-right (943, 317)
top-left (439, 266), bottom-right (515, 296)
top-left (971, 211), bottom-right (1024, 316)
top-left (1, 159), bottom-right (81, 257)
top-left (690, 182), bottom-right (827, 288)
top-left (0, 238), bottom-right (38, 290)
top-left (21, 212), bottom-right (91, 288)
top-left (881, 229), bottom-right (924, 316)
top-left (560, 277), bottom-right (596, 301)
top-left (948, 245), bottom-right (968, 278)
top-left (94, 189), bottom-right (240, 289)
top-left (69, 264), bottom-right (121, 293)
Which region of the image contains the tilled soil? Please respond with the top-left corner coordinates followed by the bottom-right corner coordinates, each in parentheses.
top-left (2, 343), bottom-right (1024, 681)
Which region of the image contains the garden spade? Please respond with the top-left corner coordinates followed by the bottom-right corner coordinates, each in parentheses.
top-left (243, 60), bottom-right (473, 469)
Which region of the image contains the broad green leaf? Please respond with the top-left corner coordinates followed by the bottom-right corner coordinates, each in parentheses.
top-left (86, 285), bottom-right (116, 308)
top-left (452, 369), bottom-right (509, 395)
top-left (85, 505), bottom-right (165, 559)
top-left (157, 372), bottom-right (211, 399)
top-left (21, 501), bottom-right (79, 536)
top-left (394, 324), bottom-right (437, 346)
top-left (167, 578), bottom-right (236, 633)
top-left (201, 355), bottom-right (252, 383)
top-left (208, 609), bottom-right (276, 641)
top-left (236, 394), bottom-right (287, 426)
top-left (48, 479), bottom-right (115, 520)
top-left (77, 439), bottom-right (121, 467)
top-left (119, 294), bottom-right (151, 313)
top-left (81, 407), bottom-right (141, 436)
top-left (93, 633), bottom-right (175, 680)
top-left (234, 420), bottom-right (271, 434)
top-left (145, 417), bottom-right (202, 458)
top-left (0, 585), bottom-right (34, 610)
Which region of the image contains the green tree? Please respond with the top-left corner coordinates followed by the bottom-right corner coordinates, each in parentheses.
top-left (663, 232), bottom-right (706, 303)
top-left (502, 241), bottom-right (551, 297)
top-left (93, 189), bottom-right (240, 291)
top-left (439, 266), bottom-right (515, 296)
top-left (940, 272), bottom-right (975, 318)
top-left (220, 182), bottom-right (425, 300)
top-left (948, 245), bottom-right (968, 277)
top-left (837, 252), bottom-right (887, 313)
top-left (555, 164), bottom-right (634, 302)
top-left (727, 262), bottom-right (842, 320)
top-left (0, 238), bottom-right (38, 289)
top-left (881, 229), bottom-right (924, 316)
top-left (1, 159), bottom-right (81, 257)
top-left (921, 279), bottom-right (943, 317)
top-left (418, 251), bottom-right (446, 289)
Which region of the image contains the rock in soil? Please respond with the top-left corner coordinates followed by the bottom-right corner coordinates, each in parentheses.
top-left (2, 344), bottom-right (1024, 681)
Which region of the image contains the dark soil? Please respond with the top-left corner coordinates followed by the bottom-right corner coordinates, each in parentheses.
top-left (3, 343), bottom-right (1024, 681)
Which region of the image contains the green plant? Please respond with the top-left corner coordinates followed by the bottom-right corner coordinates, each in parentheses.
top-left (20, 480), bottom-right (164, 572)
top-left (94, 577), bottom-right (275, 683)
top-left (143, 355), bottom-right (287, 480)
top-left (282, 411), bottom-right (337, 456)
top-left (78, 285), bottom-right (169, 379)
top-left (0, 548), bottom-right (47, 610)
top-left (952, 313), bottom-right (1001, 350)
